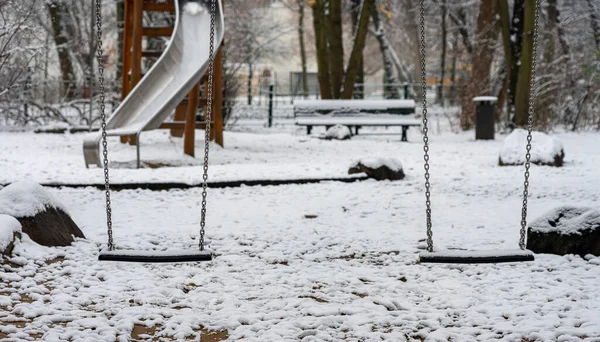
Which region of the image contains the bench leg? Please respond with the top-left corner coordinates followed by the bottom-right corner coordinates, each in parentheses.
top-left (401, 126), bottom-right (409, 142)
top-left (355, 126), bottom-right (360, 135)
top-left (307, 126), bottom-right (312, 135)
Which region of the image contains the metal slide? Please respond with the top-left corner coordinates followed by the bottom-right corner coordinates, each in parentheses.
top-left (83, 0), bottom-right (224, 168)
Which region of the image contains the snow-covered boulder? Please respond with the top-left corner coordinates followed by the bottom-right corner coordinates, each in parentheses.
top-left (320, 124), bottom-right (352, 140)
top-left (0, 214), bottom-right (22, 256)
top-left (499, 129), bottom-right (565, 167)
top-left (348, 157), bottom-right (405, 181)
top-left (527, 206), bottom-right (600, 257)
top-left (0, 180), bottom-right (85, 247)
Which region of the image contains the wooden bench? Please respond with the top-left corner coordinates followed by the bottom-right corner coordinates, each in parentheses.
top-left (293, 100), bottom-right (421, 141)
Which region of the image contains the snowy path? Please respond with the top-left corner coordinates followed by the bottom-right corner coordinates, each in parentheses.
top-left (1, 129), bottom-right (600, 340)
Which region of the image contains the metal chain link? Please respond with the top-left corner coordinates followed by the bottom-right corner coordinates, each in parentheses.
top-left (96, 0), bottom-right (114, 251)
top-left (199, 0), bottom-right (217, 251)
top-left (419, 0), bottom-right (433, 252)
top-left (520, 0), bottom-right (541, 250)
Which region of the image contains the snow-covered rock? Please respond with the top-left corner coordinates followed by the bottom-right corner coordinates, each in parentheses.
top-left (0, 180), bottom-right (69, 217)
top-left (527, 206), bottom-right (600, 256)
top-left (0, 214), bottom-right (22, 255)
top-left (0, 180), bottom-right (84, 247)
top-left (499, 129), bottom-right (565, 167)
top-left (320, 124), bottom-right (352, 140)
top-left (348, 157), bottom-right (405, 180)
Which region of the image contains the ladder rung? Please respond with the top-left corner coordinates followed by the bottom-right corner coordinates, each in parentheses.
top-left (179, 98), bottom-right (208, 108)
top-left (143, 27), bottom-right (174, 37)
top-left (142, 50), bottom-right (164, 58)
top-left (142, 1), bottom-right (175, 12)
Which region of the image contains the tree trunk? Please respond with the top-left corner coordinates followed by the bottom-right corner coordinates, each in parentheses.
top-left (460, 0), bottom-right (499, 130)
top-left (247, 62), bottom-right (253, 105)
top-left (438, 0), bottom-right (447, 105)
top-left (116, 0), bottom-right (124, 94)
top-left (311, 0), bottom-right (332, 99)
top-left (449, 30), bottom-right (458, 105)
top-left (587, 0), bottom-right (600, 54)
top-left (47, 0), bottom-right (76, 100)
top-left (327, 0), bottom-right (344, 98)
top-left (536, 0), bottom-right (558, 129)
top-left (341, 0), bottom-right (375, 99)
top-left (405, 0), bottom-right (422, 87)
top-left (351, 0), bottom-right (364, 99)
top-left (298, 0), bottom-right (309, 98)
top-left (508, 0), bottom-right (525, 126)
top-left (497, 0), bottom-right (512, 122)
top-left (513, 0), bottom-right (535, 127)
top-left (372, 0), bottom-right (400, 99)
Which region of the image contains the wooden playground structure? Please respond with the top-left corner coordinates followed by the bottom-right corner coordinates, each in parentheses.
top-left (120, 0), bottom-right (224, 155)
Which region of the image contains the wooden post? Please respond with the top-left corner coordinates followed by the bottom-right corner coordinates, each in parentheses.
top-left (211, 47), bottom-right (224, 146)
top-left (184, 83), bottom-right (201, 157)
top-left (126, 0), bottom-right (143, 145)
top-left (171, 105), bottom-right (186, 137)
top-left (131, 0), bottom-right (143, 87)
top-left (120, 0), bottom-right (134, 143)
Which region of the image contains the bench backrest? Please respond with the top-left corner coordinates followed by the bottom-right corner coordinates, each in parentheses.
top-left (293, 99), bottom-right (416, 117)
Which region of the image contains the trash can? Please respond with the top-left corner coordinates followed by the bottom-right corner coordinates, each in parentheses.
top-left (473, 96), bottom-right (498, 140)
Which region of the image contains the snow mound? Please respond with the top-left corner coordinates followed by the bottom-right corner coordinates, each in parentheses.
top-left (0, 214), bottom-right (21, 253)
top-left (183, 2), bottom-right (204, 15)
top-left (499, 129), bottom-right (565, 166)
top-left (0, 180), bottom-right (68, 218)
top-left (529, 206), bottom-right (600, 235)
top-left (350, 157), bottom-right (403, 172)
top-left (321, 124), bottom-right (352, 140)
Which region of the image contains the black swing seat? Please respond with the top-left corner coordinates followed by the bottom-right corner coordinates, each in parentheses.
top-left (419, 249), bottom-right (534, 264)
top-left (98, 249), bottom-right (213, 263)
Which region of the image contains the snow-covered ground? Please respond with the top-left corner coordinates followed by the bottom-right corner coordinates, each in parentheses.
top-left (1, 121), bottom-right (600, 341)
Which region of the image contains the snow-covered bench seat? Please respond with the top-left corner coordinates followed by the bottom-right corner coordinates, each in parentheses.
top-left (293, 99), bottom-right (421, 141)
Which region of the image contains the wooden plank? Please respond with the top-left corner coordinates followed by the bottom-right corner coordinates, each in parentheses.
top-left (142, 1), bottom-right (175, 12)
top-left (179, 98), bottom-right (208, 108)
top-left (142, 27), bottom-right (174, 37)
top-left (184, 83), bottom-right (201, 157)
top-left (141, 50), bottom-right (164, 58)
top-left (212, 47), bottom-right (224, 147)
top-left (160, 122), bottom-right (207, 129)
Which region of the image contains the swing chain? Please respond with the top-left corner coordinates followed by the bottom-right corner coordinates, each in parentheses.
top-left (199, 0), bottom-right (217, 251)
top-left (520, 0), bottom-right (540, 250)
top-left (419, 0), bottom-right (433, 253)
top-left (96, 0), bottom-right (114, 251)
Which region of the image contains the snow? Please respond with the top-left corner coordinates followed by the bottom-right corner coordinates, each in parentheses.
top-left (472, 96), bottom-right (498, 102)
top-left (0, 180), bottom-right (69, 217)
top-left (499, 129), bottom-right (564, 165)
top-left (350, 157), bottom-right (403, 172)
top-left (0, 123), bottom-right (599, 340)
top-left (529, 206), bottom-right (600, 235)
top-left (0, 214), bottom-right (21, 253)
top-left (294, 99), bottom-right (416, 110)
top-left (183, 2), bottom-right (204, 16)
top-left (322, 124), bottom-right (351, 140)
top-left (295, 116), bottom-right (421, 126)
